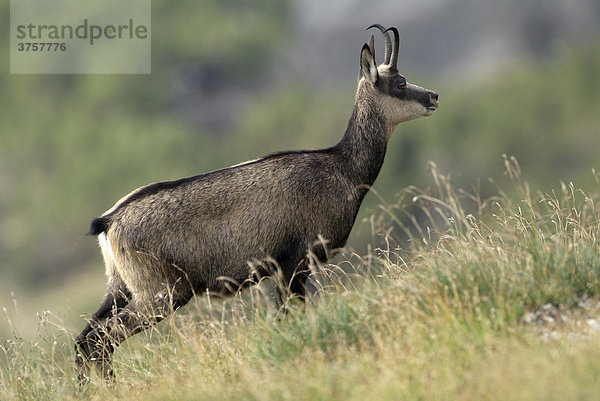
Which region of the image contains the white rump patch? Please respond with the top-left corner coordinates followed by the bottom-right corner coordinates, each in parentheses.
top-left (98, 232), bottom-right (118, 275)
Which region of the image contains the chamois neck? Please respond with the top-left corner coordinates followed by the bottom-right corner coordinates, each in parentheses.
top-left (335, 89), bottom-right (389, 187)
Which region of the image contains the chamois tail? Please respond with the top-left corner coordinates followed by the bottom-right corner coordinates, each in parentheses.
top-left (88, 216), bottom-right (110, 236)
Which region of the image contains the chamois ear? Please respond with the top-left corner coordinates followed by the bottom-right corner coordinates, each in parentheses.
top-left (360, 43), bottom-right (378, 86)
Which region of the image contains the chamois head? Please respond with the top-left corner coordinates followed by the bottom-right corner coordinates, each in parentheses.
top-left (359, 24), bottom-right (439, 132)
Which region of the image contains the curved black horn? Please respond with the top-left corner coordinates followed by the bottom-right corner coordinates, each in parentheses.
top-left (384, 27), bottom-right (400, 69)
top-left (367, 24), bottom-right (391, 65)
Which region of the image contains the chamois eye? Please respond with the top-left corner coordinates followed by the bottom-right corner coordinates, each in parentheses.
top-left (397, 78), bottom-right (406, 89)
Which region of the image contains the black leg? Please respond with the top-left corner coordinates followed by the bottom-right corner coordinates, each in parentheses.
top-left (75, 281), bottom-right (130, 382)
top-left (275, 265), bottom-right (313, 311)
top-left (289, 269), bottom-right (309, 300)
top-left (80, 290), bottom-right (192, 380)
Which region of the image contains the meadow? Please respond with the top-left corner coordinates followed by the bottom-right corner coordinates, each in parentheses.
top-left (2, 2), bottom-right (600, 399)
top-left (2, 160), bottom-right (600, 400)
top-left (2, 0), bottom-right (600, 342)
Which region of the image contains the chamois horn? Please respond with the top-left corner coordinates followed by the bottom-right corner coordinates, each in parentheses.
top-left (366, 24), bottom-right (391, 64)
top-left (384, 26), bottom-right (400, 70)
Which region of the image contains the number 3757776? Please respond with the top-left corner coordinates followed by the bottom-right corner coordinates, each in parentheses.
top-left (17, 42), bottom-right (67, 51)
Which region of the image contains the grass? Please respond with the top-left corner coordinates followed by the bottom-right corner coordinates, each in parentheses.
top-left (2, 158), bottom-right (600, 400)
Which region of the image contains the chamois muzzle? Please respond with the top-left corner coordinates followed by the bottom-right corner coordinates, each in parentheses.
top-left (428, 92), bottom-right (439, 109)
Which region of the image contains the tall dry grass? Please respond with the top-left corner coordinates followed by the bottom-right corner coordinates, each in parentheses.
top-left (2, 158), bottom-right (600, 400)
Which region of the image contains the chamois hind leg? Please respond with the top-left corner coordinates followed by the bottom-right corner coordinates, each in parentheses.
top-left (75, 277), bottom-right (130, 382)
top-left (82, 288), bottom-right (193, 379)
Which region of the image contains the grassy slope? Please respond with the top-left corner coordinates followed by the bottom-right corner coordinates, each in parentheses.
top-left (2, 161), bottom-right (600, 400)
top-left (2, 38), bottom-right (600, 342)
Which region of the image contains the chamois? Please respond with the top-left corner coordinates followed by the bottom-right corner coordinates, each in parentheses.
top-left (75, 24), bottom-right (439, 379)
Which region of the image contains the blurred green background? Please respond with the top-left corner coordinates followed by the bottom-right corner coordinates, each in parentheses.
top-left (1, 0), bottom-right (599, 338)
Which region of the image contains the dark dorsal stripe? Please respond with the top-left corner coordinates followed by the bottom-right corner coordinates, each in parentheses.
top-left (87, 149), bottom-right (336, 236)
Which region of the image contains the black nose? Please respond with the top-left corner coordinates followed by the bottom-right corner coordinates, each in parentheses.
top-left (431, 92), bottom-right (439, 101)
